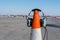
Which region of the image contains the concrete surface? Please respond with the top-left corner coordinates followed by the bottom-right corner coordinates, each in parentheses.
top-left (0, 16), bottom-right (60, 40)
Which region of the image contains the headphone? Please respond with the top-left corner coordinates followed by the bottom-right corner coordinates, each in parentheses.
top-left (27, 8), bottom-right (46, 27)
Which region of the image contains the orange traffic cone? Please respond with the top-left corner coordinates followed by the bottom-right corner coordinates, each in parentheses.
top-left (30, 9), bottom-right (42, 40)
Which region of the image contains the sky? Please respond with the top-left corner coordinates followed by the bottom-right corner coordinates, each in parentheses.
top-left (0, 0), bottom-right (60, 16)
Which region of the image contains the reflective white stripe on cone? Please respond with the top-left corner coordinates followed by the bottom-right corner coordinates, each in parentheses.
top-left (30, 28), bottom-right (42, 40)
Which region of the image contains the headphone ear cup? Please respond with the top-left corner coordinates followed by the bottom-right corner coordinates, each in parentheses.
top-left (30, 18), bottom-right (32, 27)
top-left (40, 19), bottom-right (44, 27)
top-left (27, 18), bottom-right (32, 27)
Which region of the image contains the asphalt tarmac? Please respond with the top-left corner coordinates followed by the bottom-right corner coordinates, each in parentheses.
top-left (0, 16), bottom-right (60, 40)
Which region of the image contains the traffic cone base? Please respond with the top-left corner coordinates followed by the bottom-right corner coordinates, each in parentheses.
top-left (30, 28), bottom-right (42, 40)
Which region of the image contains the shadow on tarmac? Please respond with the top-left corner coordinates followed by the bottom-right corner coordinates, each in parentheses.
top-left (46, 24), bottom-right (60, 28)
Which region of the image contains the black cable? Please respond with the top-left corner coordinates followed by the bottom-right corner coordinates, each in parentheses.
top-left (43, 27), bottom-right (48, 40)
